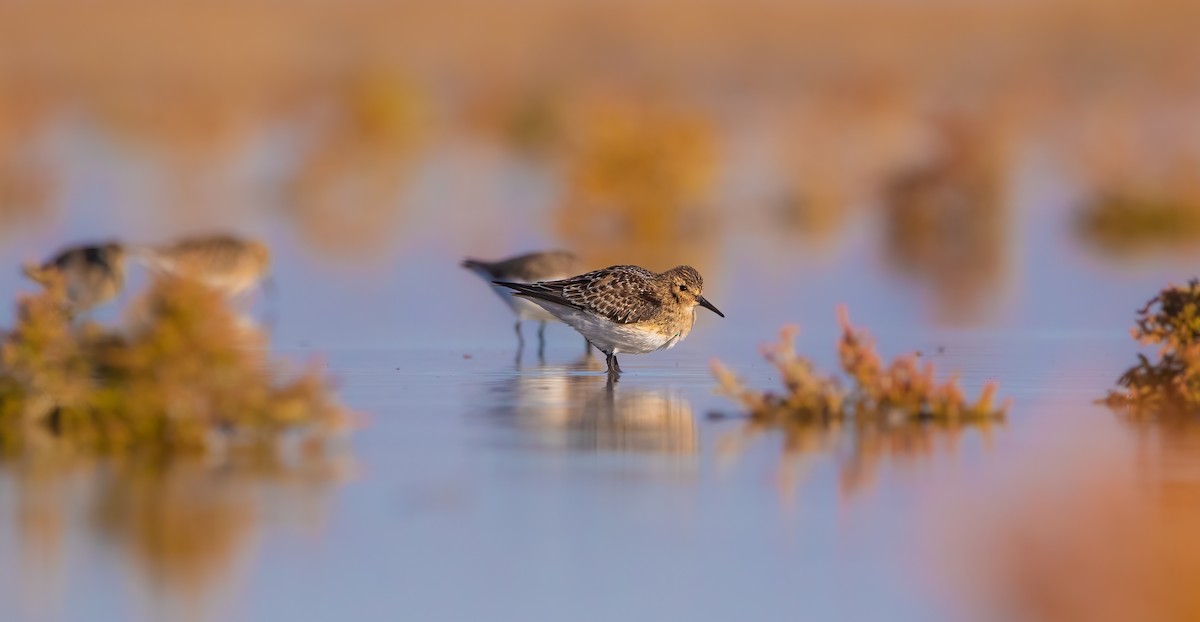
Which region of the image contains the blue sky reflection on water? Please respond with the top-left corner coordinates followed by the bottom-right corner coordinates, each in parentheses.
top-left (0, 116), bottom-right (1195, 622)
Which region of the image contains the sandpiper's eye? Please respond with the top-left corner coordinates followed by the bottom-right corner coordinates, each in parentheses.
top-left (679, 284), bottom-right (688, 292)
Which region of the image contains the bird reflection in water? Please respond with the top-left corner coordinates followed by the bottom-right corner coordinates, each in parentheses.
top-left (485, 355), bottom-right (698, 455)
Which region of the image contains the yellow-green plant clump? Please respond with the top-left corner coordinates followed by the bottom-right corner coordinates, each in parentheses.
top-left (1076, 192), bottom-right (1200, 256)
top-left (0, 276), bottom-right (345, 454)
top-left (1105, 280), bottom-right (1200, 414)
top-left (712, 307), bottom-right (1007, 426)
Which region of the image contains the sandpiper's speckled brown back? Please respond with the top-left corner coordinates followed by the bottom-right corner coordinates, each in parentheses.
top-left (505, 265), bottom-right (704, 325)
top-left (461, 250), bottom-right (579, 282)
top-left (560, 266), bottom-right (660, 323)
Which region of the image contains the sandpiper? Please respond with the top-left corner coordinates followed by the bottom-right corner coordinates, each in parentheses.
top-left (22, 242), bottom-right (127, 315)
top-left (495, 265), bottom-right (724, 375)
top-left (135, 234), bottom-right (271, 297)
top-left (461, 250), bottom-right (590, 354)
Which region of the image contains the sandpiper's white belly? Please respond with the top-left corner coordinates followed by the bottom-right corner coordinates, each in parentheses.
top-left (530, 301), bottom-right (692, 355)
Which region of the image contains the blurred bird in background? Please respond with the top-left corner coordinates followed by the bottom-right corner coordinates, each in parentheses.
top-left (22, 242), bottom-right (127, 316)
top-left (461, 250), bottom-right (590, 356)
top-left (135, 234), bottom-right (271, 298)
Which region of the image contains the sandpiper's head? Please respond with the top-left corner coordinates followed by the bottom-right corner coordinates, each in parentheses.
top-left (71, 242), bottom-right (126, 272)
top-left (664, 265), bottom-right (724, 317)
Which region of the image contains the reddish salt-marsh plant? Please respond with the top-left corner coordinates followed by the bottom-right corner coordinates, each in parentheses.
top-left (714, 307), bottom-right (1006, 425)
top-left (0, 277), bottom-right (348, 455)
top-left (837, 308), bottom-right (1004, 422)
top-left (713, 307), bottom-right (1006, 496)
top-left (712, 324), bottom-right (844, 424)
top-left (1104, 279), bottom-right (1200, 415)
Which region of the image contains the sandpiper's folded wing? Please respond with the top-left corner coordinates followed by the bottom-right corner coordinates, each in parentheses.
top-left (495, 265), bottom-right (661, 324)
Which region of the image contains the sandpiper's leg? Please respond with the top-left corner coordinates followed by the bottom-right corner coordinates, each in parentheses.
top-left (537, 322), bottom-right (547, 358)
top-left (514, 321), bottom-right (524, 347)
top-left (583, 336), bottom-right (593, 355)
top-left (612, 354), bottom-right (623, 373)
top-left (261, 274), bottom-right (278, 330)
top-left (604, 350), bottom-right (618, 375)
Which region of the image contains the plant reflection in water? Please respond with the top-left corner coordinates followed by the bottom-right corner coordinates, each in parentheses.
top-left (2, 438), bottom-right (354, 620)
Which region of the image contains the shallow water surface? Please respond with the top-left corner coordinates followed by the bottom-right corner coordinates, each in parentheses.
top-left (1, 107), bottom-right (1198, 621)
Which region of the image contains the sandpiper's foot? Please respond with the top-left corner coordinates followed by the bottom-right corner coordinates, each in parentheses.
top-left (604, 353), bottom-right (624, 377)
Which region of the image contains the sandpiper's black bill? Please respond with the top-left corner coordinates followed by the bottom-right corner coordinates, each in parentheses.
top-left (698, 296), bottom-right (725, 317)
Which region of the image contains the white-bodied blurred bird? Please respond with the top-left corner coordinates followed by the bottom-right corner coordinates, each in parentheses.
top-left (461, 250), bottom-right (589, 354)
